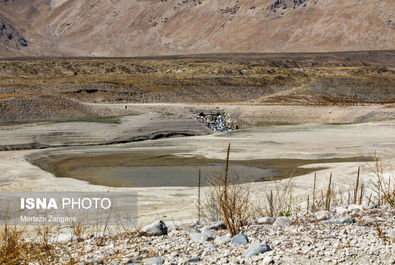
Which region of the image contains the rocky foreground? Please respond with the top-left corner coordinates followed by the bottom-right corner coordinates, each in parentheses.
top-left (50, 205), bottom-right (395, 265)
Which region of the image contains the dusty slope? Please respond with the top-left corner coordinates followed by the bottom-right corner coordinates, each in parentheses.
top-left (1, 52), bottom-right (394, 122)
top-left (0, 0), bottom-right (394, 57)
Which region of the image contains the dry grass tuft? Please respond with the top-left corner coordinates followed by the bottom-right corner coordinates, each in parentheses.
top-left (0, 224), bottom-right (27, 264)
top-left (205, 144), bottom-right (252, 236)
top-left (256, 179), bottom-right (295, 217)
top-left (368, 154), bottom-right (394, 207)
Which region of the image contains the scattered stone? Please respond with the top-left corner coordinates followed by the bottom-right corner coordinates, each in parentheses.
top-left (204, 243), bottom-right (216, 250)
top-left (322, 215), bottom-right (355, 225)
top-left (143, 256), bottom-right (164, 265)
top-left (189, 220), bottom-right (200, 227)
top-left (348, 204), bottom-right (364, 212)
top-left (12, 200), bottom-right (395, 264)
top-left (244, 243), bottom-right (271, 258)
top-left (262, 256), bottom-right (274, 265)
top-left (184, 257), bottom-right (200, 263)
top-left (257, 217), bottom-right (276, 224)
top-left (335, 207), bottom-right (349, 215)
top-left (214, 235), bottom-right (231, 244)
top-left (231, 233), bottom-right (249, 244)
top-left (315, 211), bottom-right (331, 221)
top-left (273, 216), bottom-right (292, 228)
top-left (189, 230), bottom-right (216, 242)
top-left (200, 221), bottom-right (226, 231)
top-left (54, 233), bottom-right (73, 243)
top-left (140, 220), bottom-right (168, 236)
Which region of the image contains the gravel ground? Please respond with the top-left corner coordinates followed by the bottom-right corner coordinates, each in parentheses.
top-left (43, 205), bottom-right (395, 265)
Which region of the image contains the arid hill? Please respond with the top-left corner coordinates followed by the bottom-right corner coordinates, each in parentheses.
top-left (0, 0), bottom-right (394, 57)
top-left (0, 51), bottom-right (394, 123)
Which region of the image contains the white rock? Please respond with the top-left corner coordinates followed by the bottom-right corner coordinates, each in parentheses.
top-left (53, 233), bottom-right (72, 243)
top-left (322, 215), bottom-right (355, 225)
top-left (335, 207), bottom-right (349, 215)
top-left (200, 221), bottom-right (226, 232)
top-left (315, 211), bottom-right (331, 221)
top-left (231, 233), bottom-right (249, 244)
top-left (262, 256), bottom-right (274, 265)
top-left (273, 216), bottom-right (292, 228)
top-left (244, 243), bottom-right (271, 258)
top-left (189, 230), bottom-right (216, 242)
top-left (214, 235), bottom-right (231, 244)
top-left (143, 256), bottom-right (164, 265)
top-left (347, 204), bottom-right (364, 212)
top-left (257, 217), bottom-right (276, 225)
top-left (140, 220), bottom-right (168, 236)
top-left (189, 220), bottom-right (200, 227)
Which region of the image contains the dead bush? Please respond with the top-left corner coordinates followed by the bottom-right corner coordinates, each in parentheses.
top-left (256, 178), bottom-right (295, 217)
top-left (368, 154), bottom-right (394, 207)
top-left (204, 144), bottom-right (253, 236)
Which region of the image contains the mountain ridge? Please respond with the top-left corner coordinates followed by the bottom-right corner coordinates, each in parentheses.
top-left (0, 0), bottom-right (394, 57)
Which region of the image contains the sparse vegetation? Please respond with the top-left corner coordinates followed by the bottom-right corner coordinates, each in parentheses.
top-left (256, 179), bottom-right (295, 217)
top-left (0, 224), bottom-right (26, 264)
top-left (368, 154), bottom-right (395, 207)
top-left (202, 145), bottom-right (394, 237)
top-left (204, 144), bottom-right (253, 236)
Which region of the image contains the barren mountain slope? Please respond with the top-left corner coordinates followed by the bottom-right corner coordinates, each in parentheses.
top-left (0, 0), bottom-right (394, 57)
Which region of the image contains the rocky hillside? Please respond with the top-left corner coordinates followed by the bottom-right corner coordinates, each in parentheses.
top-left (0, 0), bottom-right (394, 57)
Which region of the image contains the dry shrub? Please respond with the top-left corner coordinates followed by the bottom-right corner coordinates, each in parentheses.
top-left (0, 224), bottom-right (26, 264)
top-left (368, 154), bottom-right (394, 207)
top-left (201, 189), bottom-right (221, 223)
top-left (0, 224), bottom-right (65, 264)
top-left (204, 144), bottom-right (253, 236)
top-left (256, 178), bottom-right (295, 217)
top-left (308, 172), bottom-right (349, 212)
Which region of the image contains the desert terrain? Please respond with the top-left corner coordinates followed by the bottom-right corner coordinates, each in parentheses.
top-left (0, 51), bottom-right (394, 224)
top-left (0, 0), bottom-right (394, 57)
top-left (0, 0), bottom-right (394, 264)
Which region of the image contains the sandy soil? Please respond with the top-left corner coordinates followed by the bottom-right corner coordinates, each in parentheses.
top-left (0, 103), bottom-right (394, 226)
top-left (86, 102), bottom-right (395, 124)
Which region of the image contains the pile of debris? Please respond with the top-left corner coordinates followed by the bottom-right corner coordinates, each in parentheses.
top-left (197, 112), bottom-right (239, 132)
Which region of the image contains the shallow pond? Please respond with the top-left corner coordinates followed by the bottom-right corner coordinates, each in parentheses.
top-left (31, 150), bottom-right (371, 187)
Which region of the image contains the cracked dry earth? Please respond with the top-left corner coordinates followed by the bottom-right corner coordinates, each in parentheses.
top-left (44, 206), bottom-right (394, 265)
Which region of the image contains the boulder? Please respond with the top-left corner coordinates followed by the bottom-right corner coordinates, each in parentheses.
top-left (231, 233), bottom-right (249, 244)
top-left (273, 216), bottom-right (292, 228)
top-left (244, 243), bottom-right (271, 258)
top-left (140, 220), bottom-right (168, 236)
top-left (257, 217), bottom-right (276, 225)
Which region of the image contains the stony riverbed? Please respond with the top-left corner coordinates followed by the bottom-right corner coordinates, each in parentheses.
top-left (45, 205), bottom-right (394, 265)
